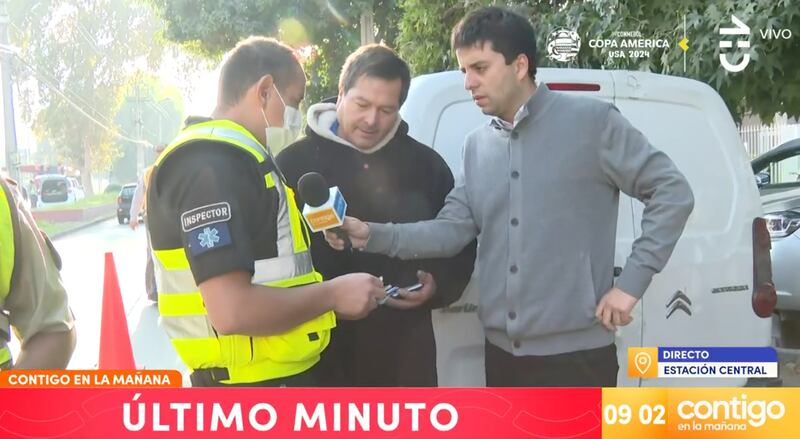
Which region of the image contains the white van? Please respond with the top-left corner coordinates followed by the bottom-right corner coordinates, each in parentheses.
top-left (36, 174), bottom-right (85, 207)
top-left (399, 68), bottom-right (776, 387)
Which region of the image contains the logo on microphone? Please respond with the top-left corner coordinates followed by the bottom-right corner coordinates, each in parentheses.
top-left (306, 210), bottom-right (340, 230)
top-left (301, 187), bottom-right (348, 232)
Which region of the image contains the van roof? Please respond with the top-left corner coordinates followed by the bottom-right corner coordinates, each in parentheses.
top-left (404, 68), bottom-right (720, 108)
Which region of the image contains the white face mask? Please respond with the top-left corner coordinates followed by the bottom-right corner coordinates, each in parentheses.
top-left (262, 84), bottom-right (302, 155)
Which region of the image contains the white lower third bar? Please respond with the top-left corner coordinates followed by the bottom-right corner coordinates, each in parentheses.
top-left (658, 362), bottom-right (778, 378)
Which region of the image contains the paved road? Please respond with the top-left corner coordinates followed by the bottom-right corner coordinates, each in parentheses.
top-left (36, 219), bottom-right (186, 379)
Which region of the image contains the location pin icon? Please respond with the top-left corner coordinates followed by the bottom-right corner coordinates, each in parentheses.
top-left (634, 352), bottom-right (652, 375)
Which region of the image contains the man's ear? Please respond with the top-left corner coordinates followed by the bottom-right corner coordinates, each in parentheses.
top-left (515, 54), bottom-right (530, 81)
top-left (256, 74), bottom-right (275, 102)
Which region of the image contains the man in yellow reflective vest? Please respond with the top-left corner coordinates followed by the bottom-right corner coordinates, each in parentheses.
top-left (0, 176), bottom-right (76, 369)
top-left (147, 36), bottom-right (386, 387)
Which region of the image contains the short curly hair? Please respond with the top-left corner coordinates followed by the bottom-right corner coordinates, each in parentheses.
top-left (451, 7), bottom-right (538, 81)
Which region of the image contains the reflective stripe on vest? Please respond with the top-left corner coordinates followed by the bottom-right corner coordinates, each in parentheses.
top-left (0, 346), bottom-right (10, 368)
top-left (0, 182), bottom-right (16, 366)
top-left (152, 120), bottom-right (335, 384)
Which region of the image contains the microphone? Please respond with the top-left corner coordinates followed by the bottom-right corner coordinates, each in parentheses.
top-left (297, 172), bottom-right (352, 250)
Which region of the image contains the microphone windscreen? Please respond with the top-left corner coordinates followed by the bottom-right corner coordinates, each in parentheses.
top-left (297, 172), bottom-right (330, 207)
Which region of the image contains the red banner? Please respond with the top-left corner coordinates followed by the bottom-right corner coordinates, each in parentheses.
top-left (0, 388), bottom-right (601, 438)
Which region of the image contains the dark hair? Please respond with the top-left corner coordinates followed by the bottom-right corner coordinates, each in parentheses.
top-left (219, 36), bottom-right (303, 107)
top-left (451, 6), bottom-right (537, 80)
top-left (339, 44), bottom-right (411, 106)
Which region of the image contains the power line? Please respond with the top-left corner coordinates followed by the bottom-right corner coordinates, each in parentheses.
top-left (13, 53), bottom-right (152, 146)
top-left (9, 22), bottom-right (121, 129)
top-left (73, 22), bottom-right (104, 58)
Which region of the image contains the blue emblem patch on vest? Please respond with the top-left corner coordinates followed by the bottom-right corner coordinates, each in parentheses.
top-left (187, 223), bottom-right (232, 255)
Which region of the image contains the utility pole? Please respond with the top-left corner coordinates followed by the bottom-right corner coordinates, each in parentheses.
top-left (0, 0), bottom-right (19, 182)
top-left (149, 100), bottom-right (169, 147)
top-left (131, 82), bottom-right (145, 176)
top-left (360, 9), bottom-right (375, 45)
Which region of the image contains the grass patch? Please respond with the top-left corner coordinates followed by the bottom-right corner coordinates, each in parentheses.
top-left (35, 193), bottom-right (116, 211)
top-left (36, 220), bottom-right (89, 237)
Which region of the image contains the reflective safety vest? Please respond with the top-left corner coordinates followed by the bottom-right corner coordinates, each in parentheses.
top-left (151, 119), bottom-right (336, 384)
top-left (0, 180), bottom-right (18, 367)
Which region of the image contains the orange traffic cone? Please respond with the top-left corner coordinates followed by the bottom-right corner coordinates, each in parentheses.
top-left (98, 252), bottom-right (136, 369)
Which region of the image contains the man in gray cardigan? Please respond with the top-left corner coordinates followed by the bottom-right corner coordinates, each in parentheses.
top-left (326, 7), bottom-right (694, 387)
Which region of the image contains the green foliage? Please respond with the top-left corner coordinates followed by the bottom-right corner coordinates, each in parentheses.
top-left (395, 0), bottom-right (800, 122)
top-left (395, 0), bottom-right (464, 75)
top-left (10, 0), bottom-right (167, 193)
top-left (150, 0), bottom-right (401, 105)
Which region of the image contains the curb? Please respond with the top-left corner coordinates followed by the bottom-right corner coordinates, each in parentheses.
top-left (50, 214), bottom-right (116, 240)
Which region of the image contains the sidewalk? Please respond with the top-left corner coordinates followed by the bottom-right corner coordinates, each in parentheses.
top-left (34, 202), bottom-right (116, 239)
top-left (43, 213), bottom-right (116, 239)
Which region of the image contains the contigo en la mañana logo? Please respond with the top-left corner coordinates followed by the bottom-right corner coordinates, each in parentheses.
top-left (546, 29), bottom-right (581, 62)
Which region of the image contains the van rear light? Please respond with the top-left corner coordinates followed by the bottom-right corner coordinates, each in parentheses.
top-left (752, 218), bottom-right (776, 317)
top-left (753, 283), bottom-right (777, 318)
top-left (546, 83), bottom-right (601, 92)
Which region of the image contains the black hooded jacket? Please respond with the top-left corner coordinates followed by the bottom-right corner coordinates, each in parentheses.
top-left (276, 106), bottom-right (477, 386)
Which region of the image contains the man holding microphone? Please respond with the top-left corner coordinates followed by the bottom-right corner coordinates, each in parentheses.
top-left (326, 7), bottom-right (694, 387)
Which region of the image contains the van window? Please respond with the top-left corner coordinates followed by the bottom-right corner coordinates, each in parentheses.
top-left (120, 186), bottom-right (136, 198)
top-left (40, 179), bottom-right (68, 203)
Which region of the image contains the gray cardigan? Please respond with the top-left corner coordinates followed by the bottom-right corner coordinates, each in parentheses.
top-left (366, 84), bottom-right (694, 356)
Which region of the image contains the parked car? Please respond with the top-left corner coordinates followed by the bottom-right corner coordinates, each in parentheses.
top-left (67, 177), bottom-right (85, 200)
top-left (117, 183), bottom-right (138, 224)
top-left (400, 68), bottom-right (775, 387)
top-left (36, 174), bottom-right (85, 207)
top-left (752, 138), bottom-right (800, 343)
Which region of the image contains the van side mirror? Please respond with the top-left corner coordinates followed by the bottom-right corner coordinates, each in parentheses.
top-left (755, 171), bottom-right (770, 187)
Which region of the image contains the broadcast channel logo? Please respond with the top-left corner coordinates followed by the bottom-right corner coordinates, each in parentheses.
top-left (546, 29), bottom-right (581, 62)
top-left (628, 347), bottom-right (778, 379)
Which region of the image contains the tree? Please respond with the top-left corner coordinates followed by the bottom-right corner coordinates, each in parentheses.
top-left (10, 0), bottom-right (166, 194)
top-left (395, 0), bottom-right (463, 76)
top-left (395, 0), bottom-right (800, 122)
top-left (149, 0), bottom-right (401, 104)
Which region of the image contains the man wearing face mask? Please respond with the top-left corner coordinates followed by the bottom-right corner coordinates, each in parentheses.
top-left (263, 83), bottom-right (303, 156)
top-left (277, 44), bottom-right (476, 386)
top-left (146, 36), bottom-right (387, 387)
